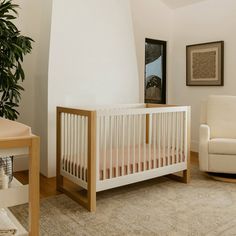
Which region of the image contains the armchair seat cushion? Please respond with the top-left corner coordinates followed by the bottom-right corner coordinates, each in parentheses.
top-left (209, 138), bottom-right (236, 155)
top-left (0, 118), bottom-right (31, 139)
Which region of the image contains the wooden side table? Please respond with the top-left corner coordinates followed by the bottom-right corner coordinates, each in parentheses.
top-left (0, 119), bottom-right (40, 236)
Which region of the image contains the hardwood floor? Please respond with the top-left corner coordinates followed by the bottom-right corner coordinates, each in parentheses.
top-left (14, 171), bottom-right (60, 199)
top-left (14, 152), bottom-right (199, 199)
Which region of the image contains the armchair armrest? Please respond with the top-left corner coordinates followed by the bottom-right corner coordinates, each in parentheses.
top-left (199, 124), bottom-right (210, 171)
top-left (200, 124), bottom-right (210, 142)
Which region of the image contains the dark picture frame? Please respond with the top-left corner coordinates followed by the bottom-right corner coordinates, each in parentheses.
top-left (186, 41), bottom-right (224, 86)
top-left (145, 38), bottom-right (167, 104)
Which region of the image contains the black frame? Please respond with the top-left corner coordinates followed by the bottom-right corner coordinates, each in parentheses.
top-left (186, 41), bottom-right (224, 86)
top-left (144, 38), bottom-right (167, 104)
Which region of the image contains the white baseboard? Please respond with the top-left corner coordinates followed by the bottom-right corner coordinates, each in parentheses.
top-left (191, 140), bottom-right (199, 153)
top-left (13, 156), bottom-right (29, 172)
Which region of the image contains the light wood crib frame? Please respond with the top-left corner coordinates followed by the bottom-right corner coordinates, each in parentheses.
top-left (56, 104), bottom-right (191, 212)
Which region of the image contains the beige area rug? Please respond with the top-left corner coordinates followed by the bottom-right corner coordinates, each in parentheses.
top-left (11, 165), bottom-right (236, 236)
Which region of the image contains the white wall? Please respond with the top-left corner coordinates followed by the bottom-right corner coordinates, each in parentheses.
top-left (130, 0), bottom-right (173, 102)
top-left (33, 0), bottom-right (52, 175)
top-left (17, 0), bottom-right (40, 130)
top-left (171, 0), bottom-right (236, 151)
top-left (16, 0), bottom-right (236, 175)
top-left (47, 0), bottom-right (139, 177)
top-left (14, 0), bottom-right (52, 172)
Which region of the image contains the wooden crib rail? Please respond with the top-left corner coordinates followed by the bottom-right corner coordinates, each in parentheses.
top-left (56, 107), bottom-right (96, 212)
top-left (146, 103), bottom-right (179, 108)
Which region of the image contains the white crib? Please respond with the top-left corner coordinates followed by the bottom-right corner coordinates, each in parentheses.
top-left (56, 104), bottom-right (191, 212)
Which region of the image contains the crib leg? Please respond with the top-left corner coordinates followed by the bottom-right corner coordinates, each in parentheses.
top-left (56, 174), bottom-right (64, 191)
top-left (88, 184), bottom-right (96, 212)
top-left (167, 168), bottom-right (191, 184)
top-left (183, 169), bottom-right (190, 183)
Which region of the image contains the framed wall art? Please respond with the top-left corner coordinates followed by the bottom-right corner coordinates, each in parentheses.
top-left (145, 38), bottom-right (166, 104)
top-left (186, 41), bottom-right (224, 86)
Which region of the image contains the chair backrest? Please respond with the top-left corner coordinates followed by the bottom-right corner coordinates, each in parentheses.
top-left (206, 95), bottom-right (236, 139)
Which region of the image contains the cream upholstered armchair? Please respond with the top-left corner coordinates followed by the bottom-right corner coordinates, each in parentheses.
top-left (199, 95), bottom-right (236, 173)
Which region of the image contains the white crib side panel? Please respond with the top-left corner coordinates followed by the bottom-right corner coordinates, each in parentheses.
top-left (96, 106), bottom-right (189, 188)
top-left (60, 112), bottom-right (89, 189)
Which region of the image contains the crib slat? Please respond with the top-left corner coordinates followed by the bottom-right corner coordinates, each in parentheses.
top-left (68, 114), bottom-right (71, 172)
top-left (61, 113), bottom-right (64, 171)
top-left (116, 116), bottom-right (119, 177)
top-left (110, 116), bottom-right (113, 178)
top-left (81, 116), bottom-right (84, 178)
top-left (103, 116), bottom-right (107, 180)
top-left (162, 113), bottom-right (166, 167)
top-left (180, 112), bottom-right (183, 162)
top-left (72, 115), bottom-right (75, 175)
top-left (96, 116), bottom-right (100, 181)
top-left (133, 115), bottom-right (136, 173)
top-left (84, 117), bottom-right (88, 181)
top-left (71, 115), bottom-right (74, 176)
top-left (153, 114), bottom-right (157, 168)
top-left (81, 117), bottom-right (84, 179)
top-left (69, 115), bottom-right (72, 174)
top-left (143, 115), bottom-right (146, 171)
top-left (184, 111), bottom-right (188, 161)
top-left (127, 115), bottom-right (131, 175)
top-left (138, 115), bottom-right (141, 172)
top-left (148, 114), bottom-right (151, 170)
top-left (72, 115), bottom-right (76, 176)
top-left (157, 113), bottom-right (161, 167)
top-left (176, 113), bottom-right (179, 163)
top-left (75, 115), bottom-right (78, 178)
top-left (65, 113), bottom-right (67, 171)
top-left (172, 112), bottom-right (176, 163)
top-left (69, 114), bottom-right (72, 174)
top-left (81, 116), bottom-right (84, 179)
top-left (78, 116), bottom-right (81, 178)
top-left (83, 116), bottom-right (86, 180)
top-left (99, 116), bottom-right (103, 180)
top-left (61, 113), bottom-right (64, 169)
top-left (67, 114), bottom-right (71, 172)
top-left (167, 113), bottom-right (171, 166)
top-left (121, 116), bottom-right (125, 176)
top-left (73, 115), bottom-right (76, 174)
top-left (71, 114), bottom-right (74, 174)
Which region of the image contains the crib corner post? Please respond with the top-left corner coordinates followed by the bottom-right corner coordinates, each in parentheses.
top-left (183, 106), bottom-right (191, 184)
top-left (56, 107), bottom-right (64, 191)
top-left (87, 110), bottom-right (97, 212)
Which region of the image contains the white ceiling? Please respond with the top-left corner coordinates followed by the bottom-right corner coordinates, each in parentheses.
top-left (161, 0), bottom-right (207, 9)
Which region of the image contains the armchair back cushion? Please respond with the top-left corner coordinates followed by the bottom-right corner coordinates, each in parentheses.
top-left (207, 95), bottom-right (236, 139)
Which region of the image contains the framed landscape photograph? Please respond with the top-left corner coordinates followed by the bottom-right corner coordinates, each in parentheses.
top-left (186, 41), bottom-right (224, 86)
top-left (145, 38), bottom-right (166, 104)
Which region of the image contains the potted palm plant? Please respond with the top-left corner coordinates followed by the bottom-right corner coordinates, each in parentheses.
top-left (0, 0), bottom-right (33, 182)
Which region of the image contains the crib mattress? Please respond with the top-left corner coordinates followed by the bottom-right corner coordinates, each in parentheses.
top-left (62, 144), bottom-right (185, 181)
